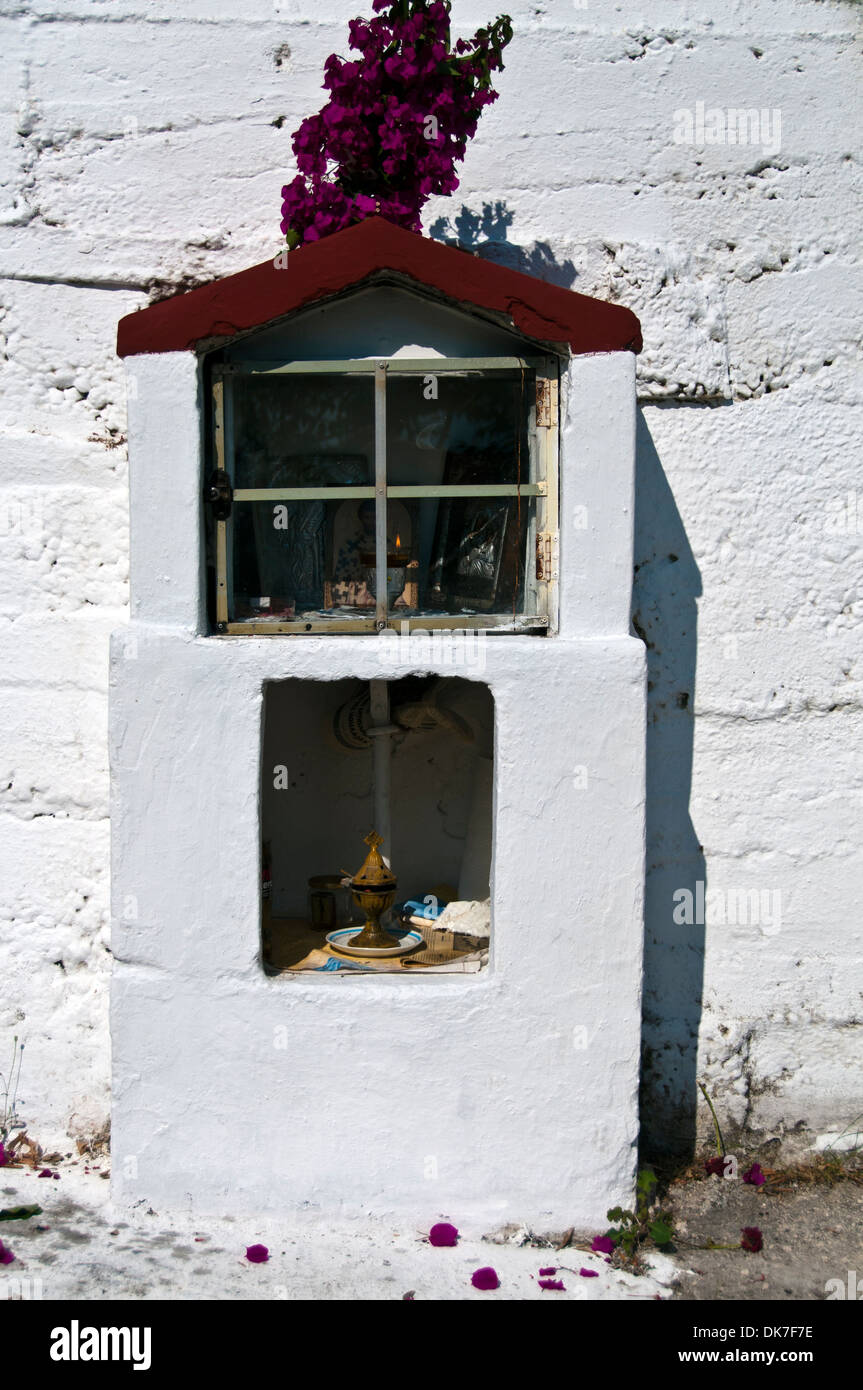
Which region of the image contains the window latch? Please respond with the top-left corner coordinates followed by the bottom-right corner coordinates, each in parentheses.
top-left (205, 468), bottom-right (233, 520)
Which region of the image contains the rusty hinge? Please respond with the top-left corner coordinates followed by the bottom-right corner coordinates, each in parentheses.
top-left (536, 531), bottom-right (554, 582)
top-left (536, 377), bottom-right (558, 428)
top-left (205, 468), bottom-right (233, 520)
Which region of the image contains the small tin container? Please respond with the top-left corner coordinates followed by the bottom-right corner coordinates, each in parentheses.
top-left (308, 875), bottom-right (348, 930)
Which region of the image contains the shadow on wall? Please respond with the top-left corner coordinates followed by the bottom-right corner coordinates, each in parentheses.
top-left (429, 202), bottom-right (578, 288)
top-left (633, 410), bottom-right (706, 1161)
top-left (429, 216), bottom-right (707, 1156)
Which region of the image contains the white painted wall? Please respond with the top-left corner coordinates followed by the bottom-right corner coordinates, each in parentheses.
top-left (1, 0), bottom-right (860, 1159)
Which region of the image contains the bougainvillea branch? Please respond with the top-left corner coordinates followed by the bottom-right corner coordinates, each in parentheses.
top-left (280, 0), bottom-right (513, 247)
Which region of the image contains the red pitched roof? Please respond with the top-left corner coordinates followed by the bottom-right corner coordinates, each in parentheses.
top-left (116, 216), bottom-right (642, 358)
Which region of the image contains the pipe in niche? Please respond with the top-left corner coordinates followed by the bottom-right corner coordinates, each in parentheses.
top-left (368, 679), bottom-right (398, 869)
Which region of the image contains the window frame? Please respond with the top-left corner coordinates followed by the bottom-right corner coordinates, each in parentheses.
top-left (209, 355), bottom-right (559, 635)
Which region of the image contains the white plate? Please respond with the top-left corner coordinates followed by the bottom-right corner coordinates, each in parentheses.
top-left (326, 926), bottom-right (423, 958)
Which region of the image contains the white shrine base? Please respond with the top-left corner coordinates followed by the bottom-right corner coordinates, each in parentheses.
top-left (110, 629), bottom-right (645, 1228)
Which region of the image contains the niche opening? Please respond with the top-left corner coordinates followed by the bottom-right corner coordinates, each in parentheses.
top-left (261, 675), bottom-right (493, 975)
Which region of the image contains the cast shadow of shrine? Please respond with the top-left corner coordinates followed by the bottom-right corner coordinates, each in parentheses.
top-left (431, 206), bottom-right (706, 1159)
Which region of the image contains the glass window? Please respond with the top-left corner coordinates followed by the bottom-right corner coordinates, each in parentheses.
top-left (206, 357), bottom-right (556, 633)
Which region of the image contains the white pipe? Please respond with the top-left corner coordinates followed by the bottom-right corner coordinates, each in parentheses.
top-left (369, 680), bottom-right (393, 868)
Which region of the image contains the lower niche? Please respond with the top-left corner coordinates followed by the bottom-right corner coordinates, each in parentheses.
top-left (261, 675), bottom-right (493, 975)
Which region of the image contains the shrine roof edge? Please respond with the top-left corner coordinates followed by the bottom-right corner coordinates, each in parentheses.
top-left (116, 216), bottom-right (643, 360)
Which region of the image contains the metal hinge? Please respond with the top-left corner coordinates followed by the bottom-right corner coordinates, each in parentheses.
top-left (536, 377), bottom-right (558, 428)
top-left (205, 468), bottom-right (233, 520)
top-left (536, 531), bottom-right (554, 582)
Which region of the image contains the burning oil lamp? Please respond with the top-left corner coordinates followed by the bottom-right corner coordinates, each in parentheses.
top-left (361, 533), bottom-right (406, 608)
top-left (346, 830), bottom-right (398, 951)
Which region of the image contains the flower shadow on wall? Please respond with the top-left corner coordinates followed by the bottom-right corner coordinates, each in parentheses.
top-left (429, 201), bottom-right (578, 289)
top-left (633, 412), bottom-right (705, 1161)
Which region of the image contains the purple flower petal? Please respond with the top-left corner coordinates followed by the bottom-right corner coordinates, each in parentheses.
top-left (539, 1277), bottom-right (566, 1291)
top-left (742, 1163), bottom-right (766, 1187)
top-left (38, 1168), bottom-right (54, 1178)
top-left (0, 1142), bottom-right (6, 1168)
top-left (538, 1265), bottom-right (557, 1276)
top-left (0, 1241), bottom-right (15, 1266)
top-left (704, 1156), bottom-right (726, 1177)
top-left (471, 1266), bottom-right (499, 1290)
top-left (245, 1243), bottom-right (269, 1263)
top-left (579, 1267), bottom-right (599, 1278)
top-left (428, 1221), bottom-right (458, 1247)
top-left (591, 1235), bottom-right (615, 1255)
top-left (740, 1227), bottom-right (763, 1253)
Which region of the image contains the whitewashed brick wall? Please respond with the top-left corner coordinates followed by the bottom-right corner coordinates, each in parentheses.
top-left (1, 0), bottom-right (860, 1151)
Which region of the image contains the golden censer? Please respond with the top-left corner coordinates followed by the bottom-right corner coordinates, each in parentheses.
top-left (346, 830), bottom-right (398, 951)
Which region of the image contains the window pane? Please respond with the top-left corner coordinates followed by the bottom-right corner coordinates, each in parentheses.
top-left (230, 496), bottom-right (531, 621)
top-left (418, 494), bottom-right (530, 616)
top-left (385, 371), bottom-right (532, 488)
top-left (218, 366), bottom-right (544, 628)
top-left (386, 372), bottom-right (534, 617)
top-left (231, 374), bottom-right (374, 490)
top-left (232, 500), bottom-right (326, 617)
top-left (232, 500), bottom-right (416, 620)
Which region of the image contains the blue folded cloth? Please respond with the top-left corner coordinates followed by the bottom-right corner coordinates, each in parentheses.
top-left (397, 898), bottom-right (447, 921)
top-left (315, 956), bottom-right (373, 972)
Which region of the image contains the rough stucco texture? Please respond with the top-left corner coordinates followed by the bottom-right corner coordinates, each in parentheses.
top-left (0, 1), bottom-right (860, 1149)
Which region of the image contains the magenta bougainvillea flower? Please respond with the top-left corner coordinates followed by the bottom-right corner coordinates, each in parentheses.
top-left (428, 1222), bottom-right (459, 1247)
top-left (590, 1235), bottom-right (615, 1255)
top-left (742, 1163), bottom-right (766, 1187)
top-left (0, 1241), bottom-right (15, 1266)
top-left (538, 1266), bottom-right (557, 1276)
top-left (280, 0), bottom-right (513, 248)
top-left (38, 1168), bottom-right (59, 1179)
top-left (579, 1268), bottom-right (599, 1278)
top-left (471, 1266), bottom-right (499, 1290)
top-left (740, 1227), bottom-right (763, 1253)
top-left (245, 1244), bottom-right (269, 1263)
top-left (0, 1142), bottom-right (7, 1167)
top-left (539, 1277), bottom-right (566, 1291)
top-left (704, 1156), bottom-right (727, 1177)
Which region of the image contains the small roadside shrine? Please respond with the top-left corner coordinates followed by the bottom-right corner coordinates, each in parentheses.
top-left (111, 216), bottom-right (646, 1227)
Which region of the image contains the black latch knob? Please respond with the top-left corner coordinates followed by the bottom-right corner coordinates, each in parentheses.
top-left (205, 468), bottom-right (232, 520)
